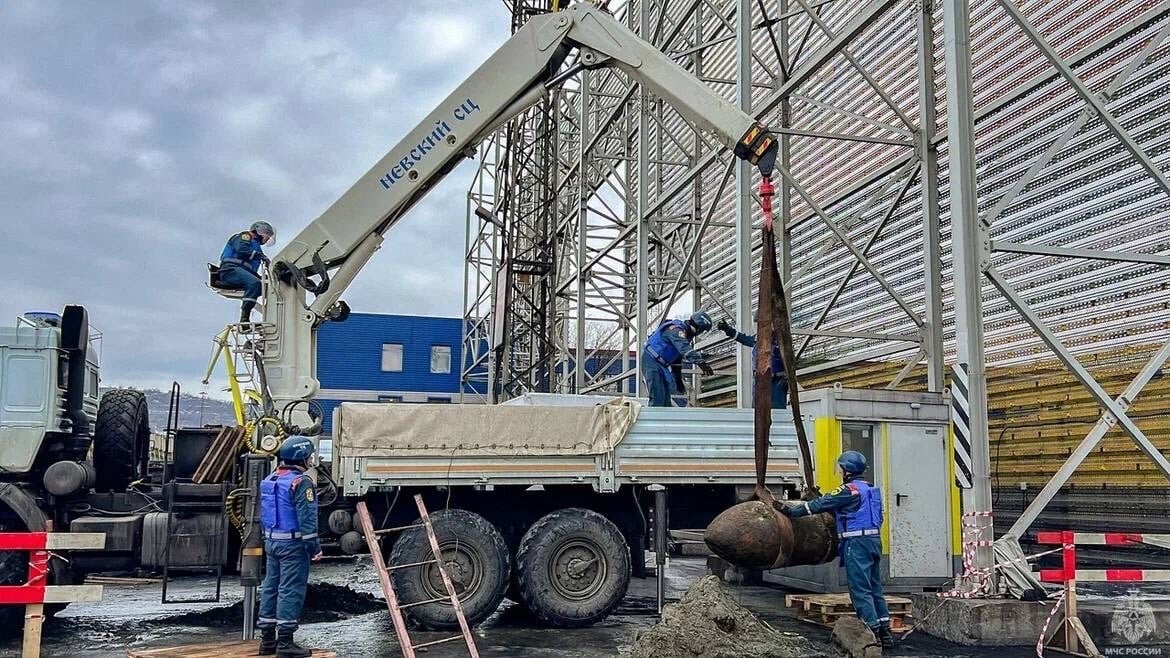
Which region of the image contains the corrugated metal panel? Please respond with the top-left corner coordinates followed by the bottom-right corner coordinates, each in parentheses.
top-left (800, 346), bottom-right (1170, 488)
top-left (618, 407), bottom-right (806, 480)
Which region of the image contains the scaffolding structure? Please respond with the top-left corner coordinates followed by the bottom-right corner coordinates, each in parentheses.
top-left (461, 0), bottom-right (1170, 555)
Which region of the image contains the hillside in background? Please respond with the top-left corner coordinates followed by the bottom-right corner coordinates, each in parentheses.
top-left (100, 387), bottom-right (235, 430)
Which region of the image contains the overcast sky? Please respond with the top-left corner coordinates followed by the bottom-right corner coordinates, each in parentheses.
top-left (1, 2), bottom-right (512, 396)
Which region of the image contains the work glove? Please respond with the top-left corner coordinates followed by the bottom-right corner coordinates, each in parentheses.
top-left (306, 538), bottom-right (321, 558)
top-left (716, 319), bottom-right (736, 338)
top-left (697, 361), bottom-right (714, 376)
top-left (259, 253), bottom-right (271, 266)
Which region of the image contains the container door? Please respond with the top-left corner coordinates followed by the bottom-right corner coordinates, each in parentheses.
top-left (887, 424), bottom-right (951, 578)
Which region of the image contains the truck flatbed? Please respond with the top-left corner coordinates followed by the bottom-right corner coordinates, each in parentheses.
top-left (334, 403), bottom-right (807, 495)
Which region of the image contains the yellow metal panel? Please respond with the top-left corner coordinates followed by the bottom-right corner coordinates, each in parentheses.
top-left (880, 423), bottom-right (890, 553)
top-left (812, 416), bottom-right (842, 493)
top-left (947, 423), bottom-right (961, 556)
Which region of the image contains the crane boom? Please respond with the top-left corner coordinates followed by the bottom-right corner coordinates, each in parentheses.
top-left (259, 3), bottom-right (778, 409)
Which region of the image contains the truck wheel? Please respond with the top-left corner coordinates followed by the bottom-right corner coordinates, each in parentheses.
top-left (389, 508), bottom-right (509, 630)
top-left (93, 389), bottom-right (150, 492)
top-left (0, 520), bottom-right (25, 633)
top-left (516, 508), bottom-right (630, 628)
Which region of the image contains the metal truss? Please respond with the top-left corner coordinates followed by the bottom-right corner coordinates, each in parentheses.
top-left (465, 0), bottom-right (951, 403)
top-left (461, 0), bottom-right (1170, 564)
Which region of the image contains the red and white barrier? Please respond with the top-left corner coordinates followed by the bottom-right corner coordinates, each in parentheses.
top-left (1035, 530), bottom-right (1170, 585)
top-left (0, 532), bottom-right (105, 605)
top-left (1034, 528), bottom-right (1169, 657)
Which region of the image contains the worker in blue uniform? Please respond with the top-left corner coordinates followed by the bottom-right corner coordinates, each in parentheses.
top-left (257, 435), bottom-right (320, 658)
top-left (219, 220), bottom-right (275, 323)
top-left (779, 451), bottom-right (895, 649)
top-left (716, 315), bottom-right (789, 408)
top-left (641, 311), bottom-right (715, 407)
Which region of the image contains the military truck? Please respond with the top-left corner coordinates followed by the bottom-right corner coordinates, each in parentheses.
top-left (0, 306), bottom-right (194, 625)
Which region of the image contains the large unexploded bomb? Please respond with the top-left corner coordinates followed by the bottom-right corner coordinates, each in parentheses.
top-left (704, 500), bottom-right (838, 570)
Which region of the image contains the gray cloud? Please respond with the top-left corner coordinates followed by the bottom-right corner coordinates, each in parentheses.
top-left (0, 1), bottom-right (510, 396)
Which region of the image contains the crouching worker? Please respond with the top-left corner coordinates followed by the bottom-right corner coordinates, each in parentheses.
top-left (778, 450), bottom-right (895, 649)
top-left (258, 436), bottom-right (321, 657)
top-left (641, 311), bottom-right (715, 407)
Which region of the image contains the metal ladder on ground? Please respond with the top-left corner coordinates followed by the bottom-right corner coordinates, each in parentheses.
top-left (159, 382), bottom-right (229, 604)
top-left (355, 497), bottom-right (479, 658)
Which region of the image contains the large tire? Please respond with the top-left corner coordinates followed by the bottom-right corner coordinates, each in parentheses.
top-left (93, 389), bottom-right (150, 492)
top-left (0, 519), bottom-right (25, 634)
top-left (389, 508), bottom-right (510, 630)
top-left (516, 508), bottom-right (630, 628)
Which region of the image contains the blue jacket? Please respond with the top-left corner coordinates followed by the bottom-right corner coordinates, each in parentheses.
top-left (645, 320), bottom-right (703, 367)
top-left (220, 231), bottom-right (266, 274)
top-left (732, 331), bottom-right (785, 378)
top-left (260, 466), bottom-right (319, 553)
top-left (784, 476), bottom-right (884, 537)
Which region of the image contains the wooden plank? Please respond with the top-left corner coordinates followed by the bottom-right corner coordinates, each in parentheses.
top-left (23, 603), bottom-right (44, 658)
top-left (127, 640), bottom-right (335, 657)
top-left (42, 585), bottom-right (103, 603)
top-left (86, 575), bottom-right (161, 585)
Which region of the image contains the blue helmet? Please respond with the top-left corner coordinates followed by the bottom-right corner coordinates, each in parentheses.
top-left (689, 310), bottom-right (713, 333)
top-left (837, 450), bottom-right (867, 476)
top-left (278, 435), bottom-right (315, 464)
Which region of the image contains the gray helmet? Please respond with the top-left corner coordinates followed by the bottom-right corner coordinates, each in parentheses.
top-left (250, 220), bottom-right (275, 243)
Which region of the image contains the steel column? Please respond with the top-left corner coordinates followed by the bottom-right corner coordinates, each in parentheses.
top-left (943, 0), bottom-right (994, 573)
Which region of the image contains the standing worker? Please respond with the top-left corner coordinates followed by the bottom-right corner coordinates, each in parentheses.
top-left (641, 311), bottom-right (715, 407)
top-left (257, 435), bottom-right (321, 658)
top-left (219, 220), bottom-right (275, 323)
top-left (716, 315), bottom-right (788, 408)
top-left (778, 451), bottom-right (895, 649)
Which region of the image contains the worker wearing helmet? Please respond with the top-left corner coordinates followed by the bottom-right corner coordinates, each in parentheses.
top-left (641, 310), bottom-right (715, 407)
top-left (716, 313), bottom-right (788, 408)
top-left (219, 220), bottom-right (275, 323)
top-left (779, 451), bottom-right (895, 649)
top-left (257, 435), bottom-right (319, 658)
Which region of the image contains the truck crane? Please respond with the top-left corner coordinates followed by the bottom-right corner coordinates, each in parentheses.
top-left (200, 2), bottom-right (794, 632)
top-left (227, 2), bottom-right (778, 415)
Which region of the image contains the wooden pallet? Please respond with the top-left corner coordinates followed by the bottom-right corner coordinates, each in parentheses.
top-left (127, 640), bottom-right (335, 658)
top-left (784, 592), bottom-right (913, 631)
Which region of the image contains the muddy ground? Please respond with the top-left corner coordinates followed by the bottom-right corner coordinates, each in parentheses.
top-left (0, 558), bottom-right (1097, 657)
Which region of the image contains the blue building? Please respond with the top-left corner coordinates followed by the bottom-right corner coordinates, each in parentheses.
top-left (314, 313), bottom-right (637, 441)
top-left (315, 313), bottom-right (475, 436)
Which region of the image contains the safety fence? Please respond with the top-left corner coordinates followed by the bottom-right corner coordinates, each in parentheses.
top-left (0, 529), bottom-right (105, 658)
top-left (1035, 530), bottom-right (1170, 657)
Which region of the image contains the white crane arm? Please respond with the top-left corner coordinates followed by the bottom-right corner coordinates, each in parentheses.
top-left (261, 3), bottom-right (778, 408)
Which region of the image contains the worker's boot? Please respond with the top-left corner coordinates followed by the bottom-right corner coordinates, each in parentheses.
top-left (276, 630), bottom-right (311, 658)
top-left (240, 300), bottom-right (256, 324)
top-left (257, 627), bottom-right (276, 655)
top-left (878, 624), bottom-right (897, 649)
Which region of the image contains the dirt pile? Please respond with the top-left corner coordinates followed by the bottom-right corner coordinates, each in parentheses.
top-left (159, 582), bottom-right (384, 627)
top-left (625, 576), bottom-right (829, 658)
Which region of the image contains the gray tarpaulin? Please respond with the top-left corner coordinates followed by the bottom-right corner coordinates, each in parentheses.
top-left (334, 397), bottom-right (641, 458)
top-left (994, 536), bottom-right (1049, 600)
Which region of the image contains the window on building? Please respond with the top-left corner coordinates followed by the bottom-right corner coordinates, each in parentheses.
top-left (841, 422), bottom-right (877, 482)
top-left (377, 395), bottom-right (403, 403)
top-left (430, 345), bottom-right (452, 374)
top-left (381, 343), bottom-right (403, 372)
top-left (426, 396), bottom-right (451, 404)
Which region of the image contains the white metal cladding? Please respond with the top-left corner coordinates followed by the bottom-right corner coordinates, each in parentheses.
top-left (619, 406), bottom-right (803, 457)
top-left (466, 0), bottom-right (1170, 401)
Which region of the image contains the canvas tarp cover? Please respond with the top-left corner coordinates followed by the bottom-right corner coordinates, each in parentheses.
top-left (335, 398), bottom-right (641, 458)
